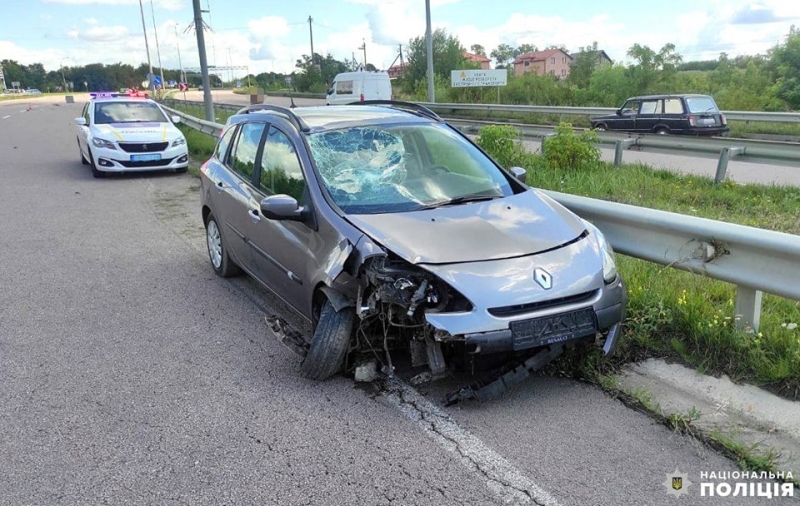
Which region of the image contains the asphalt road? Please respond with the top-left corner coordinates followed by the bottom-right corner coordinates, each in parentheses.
top-left (1, 96), bottom-right (797, 505)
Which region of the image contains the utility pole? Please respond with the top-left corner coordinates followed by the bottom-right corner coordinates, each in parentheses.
top-left (192, 0), bottom-right (214, 121)
top-left (399, 44), bottom-right (404, 76)
top-left (308, 16), bottom-right (315, 67)
top-left (227, 47), bottom-right (233, 86)
top-left (138, 0), bottom-right (154, 92)
top-left (150, 0), bottom-right (165, 95)
top-left (425, 0), bottom-right (434, 102)
top-left (174, 24), bottom-right (184, 84)
top-left (358, 39), bottom-right (367, 68)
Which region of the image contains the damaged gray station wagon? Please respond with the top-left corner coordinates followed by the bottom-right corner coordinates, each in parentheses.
top-left (200, 102), bottom-right (627, 399)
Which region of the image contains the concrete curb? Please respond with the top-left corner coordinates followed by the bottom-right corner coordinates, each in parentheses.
top-left (615, 358), bottom-right (800, 479)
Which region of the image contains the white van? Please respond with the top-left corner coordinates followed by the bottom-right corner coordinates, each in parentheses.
top-left (326, 71), bottom-right (392, 105)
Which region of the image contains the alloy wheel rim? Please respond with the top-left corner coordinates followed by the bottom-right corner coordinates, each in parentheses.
top-left (207, 220), bottom-right (223, 269)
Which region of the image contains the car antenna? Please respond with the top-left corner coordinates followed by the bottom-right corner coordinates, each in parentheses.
top-left (289, 97), bottom-right (297, 109)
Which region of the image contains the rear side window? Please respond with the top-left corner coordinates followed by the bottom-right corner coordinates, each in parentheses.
top-left (335, 80), bottom-right (353, 94)
top-left (686, 96), bottom-right (719, 113)
top-left (664, 98), bottom-right (684, 114)
top-left (215, 126), bottom-right (237, 163)
top-left (230, 122), bottom-right (266, 181)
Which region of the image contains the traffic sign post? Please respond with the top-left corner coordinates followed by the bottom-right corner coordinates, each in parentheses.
top-left (451, 69), bottom-right (508, 103)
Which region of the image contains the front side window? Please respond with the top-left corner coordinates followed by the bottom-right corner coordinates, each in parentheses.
top-left (230, 122), bottom-right (265, 181)
top-left (335, 80), bottom-right (354, 95)
top-left (621, 100), bottom-right (640, 115)
top-left (258, 127), bottom-right (305, 201)
top-left (307, 123), bottom-right (514, 214)
top-left (93, 101), bottom-right (167, 124)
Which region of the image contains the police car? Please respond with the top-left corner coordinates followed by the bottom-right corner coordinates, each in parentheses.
top-left (75, 92), bottom-right (189, 178)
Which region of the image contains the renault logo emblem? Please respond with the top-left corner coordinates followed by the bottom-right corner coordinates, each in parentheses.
top-left (534, 267), bottom-right (552, 290)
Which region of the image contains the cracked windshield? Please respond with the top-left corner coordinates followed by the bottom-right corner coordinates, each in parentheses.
top-left (308, 123), bottom-right (514, 214)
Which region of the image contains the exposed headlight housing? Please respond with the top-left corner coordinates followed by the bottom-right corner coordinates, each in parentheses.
top-left (583, 220), bottom-right (618, 284)
top-left (91, 137), bottom-right (116, 149)
top-left (171, 137), bottom-right (186, 147)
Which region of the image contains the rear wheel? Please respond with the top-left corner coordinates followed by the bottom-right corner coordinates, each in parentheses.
top-left (299, 300), bottom-right (355, 380)
top-left (654, 127), bottom-right (669, 135)
top-left (205, 214), bottom-right (240, 278)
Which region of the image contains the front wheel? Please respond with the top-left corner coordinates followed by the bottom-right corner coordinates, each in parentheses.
top-left (299, 300), bottom-right (355, 380)
top-left (593, 124), bottom-right (607, 132)
top-left (88, 148), bottom-right (105, 178)
top-left (205, 214), bottom-right (240, 278)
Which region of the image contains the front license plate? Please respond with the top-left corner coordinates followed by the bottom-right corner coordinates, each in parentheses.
top-left (510, 308), bottom-right (597, 350)
top-left (131, 153), bottom-right (162, 162)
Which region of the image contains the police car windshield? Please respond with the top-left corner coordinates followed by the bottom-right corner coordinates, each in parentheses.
top-left (94, 101), bottom-right (168, 124)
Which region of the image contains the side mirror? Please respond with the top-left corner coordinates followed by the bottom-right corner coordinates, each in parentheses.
top-left (327, 88), bottom-right (334, 95)
top-left (171, 115), bottom-right (181, 124)
top-left (509, 166), bottom-right (527, 183)
top-left (260, 194), bottom-right (305, 221)
top-left (75, 117), bottom-right (87, 126)
top-left (616, 109), bottom-right (623, 116)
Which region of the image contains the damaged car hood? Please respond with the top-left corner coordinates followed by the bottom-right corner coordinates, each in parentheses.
top-left (345, 190), bottom-right (586, 264)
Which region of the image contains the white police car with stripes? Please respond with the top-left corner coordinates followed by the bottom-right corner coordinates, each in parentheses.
top-left (75, 92), bottom-right (189, 178)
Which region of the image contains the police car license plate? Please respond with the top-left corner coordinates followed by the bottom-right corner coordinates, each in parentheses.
top-left (131, 154), bottom-right (162, 162)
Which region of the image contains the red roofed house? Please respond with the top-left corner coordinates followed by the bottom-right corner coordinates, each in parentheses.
top-left (387, 62), bottom-right (407, 79)
top-left (513, 49), bottom-right (573, 78)
top-left (463, 51), bottom-right (491, 70)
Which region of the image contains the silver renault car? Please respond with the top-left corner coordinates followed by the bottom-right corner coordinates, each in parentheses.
top-left (200, 102), bottom-right (626, 385)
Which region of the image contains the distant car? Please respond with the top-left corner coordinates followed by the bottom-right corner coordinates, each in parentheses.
top-left (590, 94), bottom-right (728, 136)
top-left (74, 92), bottom-right (189, 178)
top-left (199, 102), bottom-right (627, 383)
top-left (24, 89), bottom-right (42, 95)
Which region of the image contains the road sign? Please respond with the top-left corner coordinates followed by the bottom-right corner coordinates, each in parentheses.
top-left (450, 69), bottom-right (507, 88)
top-left (178, 83), bottom-right (188, 92)
top-left (12, 81), bottom-right (20, 87)
top-left (169, 80), bottom-right (176, 86)
top-left (153, 75), bottom-right (162, 86)
top-left (236, 81), bottom-right (242, 87)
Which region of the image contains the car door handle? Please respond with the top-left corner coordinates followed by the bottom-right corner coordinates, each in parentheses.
top-left (249, 209), bottom-right (261, 222)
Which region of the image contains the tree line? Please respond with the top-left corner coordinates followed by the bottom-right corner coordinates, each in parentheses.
top-left (4, 25), bottom-right (799, 111)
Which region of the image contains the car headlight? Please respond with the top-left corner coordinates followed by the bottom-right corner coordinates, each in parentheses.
top-left (171, 137), bottom-right (186, 147)
top-left (91, 138), bottom-right (116, 149)
top-left (583, 220), bottom-right (617, 284)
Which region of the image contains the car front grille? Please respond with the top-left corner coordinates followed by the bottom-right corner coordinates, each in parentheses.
top-left (119, 157), bottom-right (175, 168)
top-left (488, 290), bottom-right (599, 317)
top-left (118, 142), bottom-right (169, 153)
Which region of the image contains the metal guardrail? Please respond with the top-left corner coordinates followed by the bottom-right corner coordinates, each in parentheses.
top-left (164, 99), bottom-right (800, 180)
top-left (167, 104), bottom-right (800, 330)
top-left (419, 102), bottom-right (800, 124)
top-left (253, 92), bottom-right (800, 124)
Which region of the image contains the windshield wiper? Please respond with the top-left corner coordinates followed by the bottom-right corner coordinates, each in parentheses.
top-left (417, 192), bottom-right (502, 210)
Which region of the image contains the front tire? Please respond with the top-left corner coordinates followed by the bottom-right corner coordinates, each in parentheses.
top-left (88, 148), bottom-right (105, 178)
top-left (594, 123), bottom-right (607, 132)
top-left (300, 300), bottom-right (355, 380)
top-left (205, 214), bottom-right (240, 278)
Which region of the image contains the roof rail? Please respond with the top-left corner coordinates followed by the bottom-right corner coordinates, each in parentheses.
top-left (234, 104), bottom-right (309, 131)
top-left (348, 100), bottom-right (442, 122)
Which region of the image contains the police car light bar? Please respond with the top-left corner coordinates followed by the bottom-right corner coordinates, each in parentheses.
top-left (89, 91), bottom-right (149, 99)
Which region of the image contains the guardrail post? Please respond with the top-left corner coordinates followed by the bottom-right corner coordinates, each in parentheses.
top-left (734, 286), bottom-right (763, 332)
top-left (714, 146), bottom-right (745, 183)
top-left (614, 138), bottom-right (637, 166)
top-left (540, 133), bottom-right (556, 155)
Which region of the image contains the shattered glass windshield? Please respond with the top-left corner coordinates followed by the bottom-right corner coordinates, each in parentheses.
top-left (308, 123), bottom-right (514, 214)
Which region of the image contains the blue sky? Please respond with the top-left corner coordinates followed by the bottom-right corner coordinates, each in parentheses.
top-left (1, 0), bottom-right (799, 77)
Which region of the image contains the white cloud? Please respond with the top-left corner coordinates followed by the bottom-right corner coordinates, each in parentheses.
top-left (68, 25), bottom-right (130, 42)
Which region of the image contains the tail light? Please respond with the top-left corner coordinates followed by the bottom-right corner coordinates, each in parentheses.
top-left (720, 113), bottom-right (727, 125)
top-left (688, 115), bottom-right (698, 127)
top-left (360, 93), bottom-right (365, 102)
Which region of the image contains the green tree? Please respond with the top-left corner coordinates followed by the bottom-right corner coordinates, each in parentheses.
top-left (625, 43), bottom-right (683, 94)
top-left (470, 44), bottom-right (486, 57)
top-left (294, 52), bottom-right (347, 92)
top-left (490, 43), bottom-right (515, 68)
top-left (404, 28), bottom-right (466, 86)
top-left (514, 43), bottom-right (538, 57)
top-left (770, 25), bottom-right (800, 109)
top-left (567, 41), bottom-right (600, 89)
